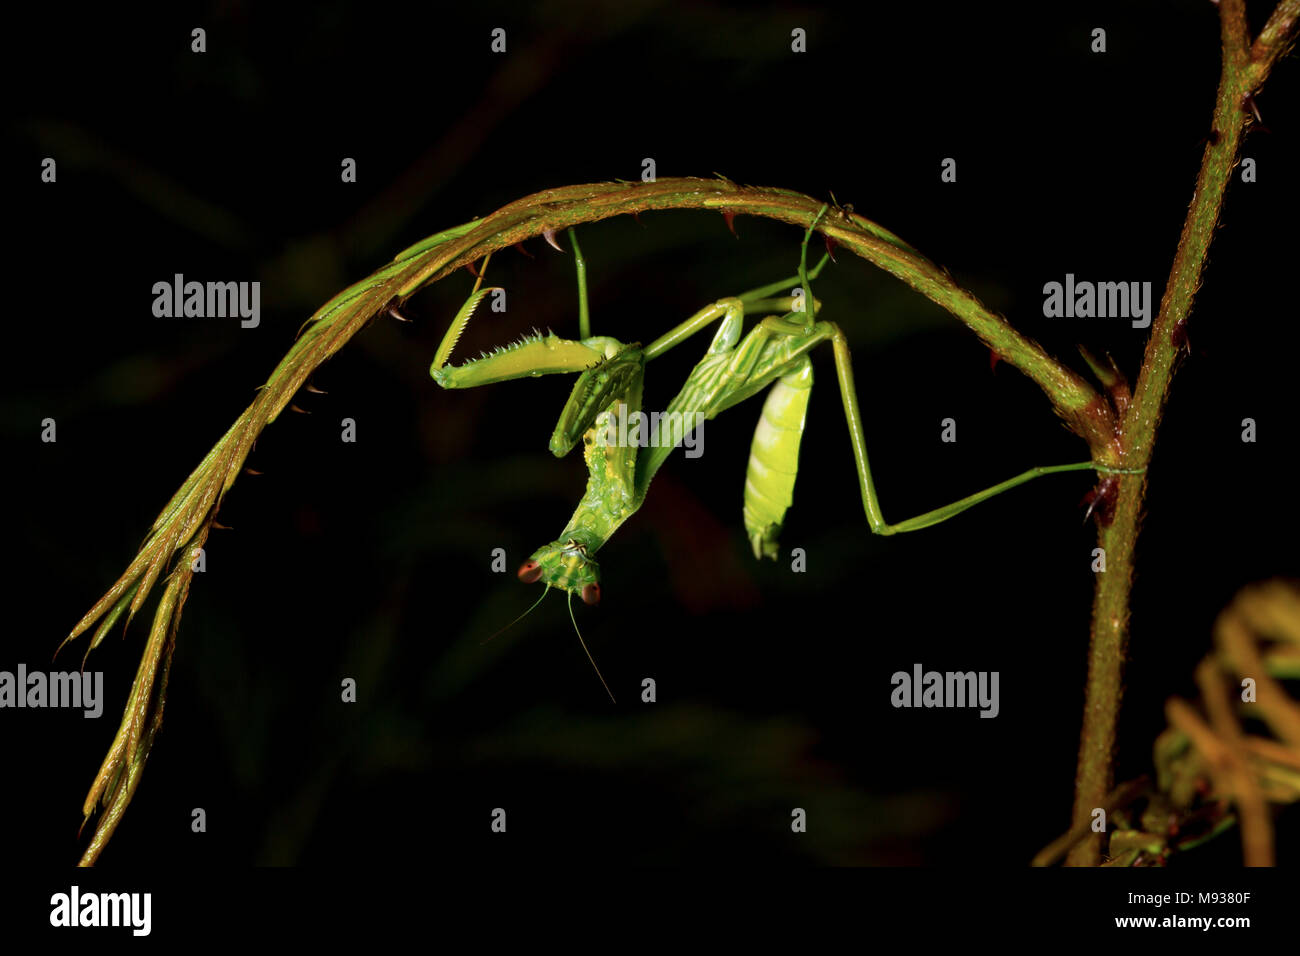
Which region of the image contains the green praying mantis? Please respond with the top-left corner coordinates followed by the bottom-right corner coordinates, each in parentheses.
top-left (427, 207), bottom-right (1138, 700)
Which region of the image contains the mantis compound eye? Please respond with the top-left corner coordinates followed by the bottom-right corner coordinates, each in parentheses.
top-left (581, 582), bottom-right (601, 606)
top-left (517, 560), bottom-right (543, 583)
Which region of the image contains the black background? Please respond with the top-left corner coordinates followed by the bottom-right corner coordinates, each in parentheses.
top-left (3, 0), bottom-right (1298, 876)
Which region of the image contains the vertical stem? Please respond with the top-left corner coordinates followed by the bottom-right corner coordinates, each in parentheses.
top-left (1064, 0), bottom-right (1298, 865)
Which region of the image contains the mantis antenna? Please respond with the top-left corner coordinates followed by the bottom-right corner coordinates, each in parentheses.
top-left (431, 206), bottom-right (1149, 695)
top-left (569, 592), bottom-right (615, 703)
top-left (481, 583), bottom-right (553, 646)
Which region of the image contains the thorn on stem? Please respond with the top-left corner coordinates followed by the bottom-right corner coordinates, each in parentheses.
top-left (212, 520), bottom-right (233, 531)
top-left (722, 210), bottom-right (738, 237)
top-left (631, 210), bottom-right (643, 227)
top-left (823, 233), bottom-right (838, 262)
top-left (989, 349), bottom-right (1003, 372)
top-left (1241, 94), bottom-right (1271, 135)
top-left (305, 382), bottom-right (327, 394)
top-left (387, 305), bottom-right (412, 323)
top-left (289, 403), bottom-right (311, 415)
top-left (542, 227), bottom-right (564, 252)
top-left (243, 467), bottom-right (263, 476)
top-left (513, 241), bottom-right (534, 259)
top-left (1081, 475), bottom-right (1120, 527)
top-left (829, 191), bottom-right (855, 223)
top-left (1171, 317), bottom-right (1190, 354)
top-left (466, 260), bottom-right (479, 278)
top-left (1242, 92), bottom-right (1265, 128)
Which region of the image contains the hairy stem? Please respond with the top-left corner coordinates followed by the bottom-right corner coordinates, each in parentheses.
top-left (69, 175), bottom-right (1111, 862)
top-left (1066, 0), bottom-right (1299, 866)
top-left (400, 179), bottom-right (1116, 445)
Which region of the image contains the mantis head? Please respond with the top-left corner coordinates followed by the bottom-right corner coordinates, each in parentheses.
top-left (517, 538), bottom-right (602, 605)
top-left (494, 536), bottom-right (614, 704)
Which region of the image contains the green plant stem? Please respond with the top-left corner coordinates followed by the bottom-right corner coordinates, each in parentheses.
top-left (70, 1), bottom-right (1299, 861)
top-left (1065, 0), bottom-right (1299, 867)
top-left (67, 174), bottom-right (1115, 863)
top-left (399, 180), bottom-right (1118, 446)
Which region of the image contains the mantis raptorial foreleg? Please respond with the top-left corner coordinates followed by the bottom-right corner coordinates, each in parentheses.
top-left (429, 213), bottom-right (1140, 593)
top-left (422, 215), bottom-right (1148, 699)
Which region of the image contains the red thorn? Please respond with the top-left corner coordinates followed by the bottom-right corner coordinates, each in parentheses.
top-left (722, 211), bottom-right (737, 237)
top-left (1171, 318), bottom-right (1190, 353)
top-left (1242, 92), bottom-right (1263, 126)
top-left (631, 210), bottom-right (643, 227)
top-left (989, 349), bottom-right (1003, 372)
top-left (513, 241), bottom-right (534, 259)
top-left (1241, 92), bottom-right (1272, 133)
top-left (387, 305), bottom-right (411, 323)
top-left (1081, 475), bottom-right (1120, 527)
top-left (466, 260), bottom-right (479, 278)
top-left (823, 233), bottom-right (838, 263)
top-left (289, 403), bottom-right (310, 415)
top-left (244, 468), bottom-right (263, 476)
top-left (305, 383), bottom-right (327, 394)
top-left (543, 227), bottom-right (563, 252)
top-left (212, 520), bottom-right (233, 531)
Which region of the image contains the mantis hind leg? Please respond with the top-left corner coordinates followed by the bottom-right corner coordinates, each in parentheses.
top-left (820, 322), bottom-right (1127, 535)
top-left (764, 204), bottom-right (1131, 536)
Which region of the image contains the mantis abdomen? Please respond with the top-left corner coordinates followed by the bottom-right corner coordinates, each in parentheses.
top-left (743, 356), bottom-right (813, 560)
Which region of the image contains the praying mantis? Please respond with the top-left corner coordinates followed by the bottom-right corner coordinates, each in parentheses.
top-left (428, 207), bottom-right (1136, 699)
